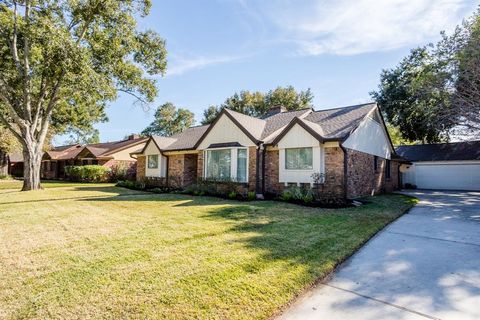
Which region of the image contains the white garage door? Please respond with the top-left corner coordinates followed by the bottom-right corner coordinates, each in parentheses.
top-left (414, 162), bottom-right (480, 191)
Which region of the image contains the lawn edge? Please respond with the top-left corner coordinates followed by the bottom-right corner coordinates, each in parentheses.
top-left (269, 193), bottom-right (418, 320)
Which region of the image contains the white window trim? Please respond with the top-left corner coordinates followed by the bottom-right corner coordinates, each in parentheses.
top-left (284, 147), bottom-right (314, 171)
top-left (203, 147), bottom-right (249, 183)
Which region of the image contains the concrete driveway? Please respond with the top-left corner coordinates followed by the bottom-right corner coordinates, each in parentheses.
top-left (278, 190), bottom-right (480, 320)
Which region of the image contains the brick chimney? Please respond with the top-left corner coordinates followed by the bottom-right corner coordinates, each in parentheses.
top-left (265, 106), bottom-right (286, 117)
top-left (128, 134), bottom-right (140, 140)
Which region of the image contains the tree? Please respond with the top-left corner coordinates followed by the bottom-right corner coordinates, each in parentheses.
top-left (386, 124), bottom-right (416, 146)
top-left (371, 47), bottom-right (456, 143)
top-left (0, 1), bottom-right (167, 190)
top-left (66, 127), bottom-right (100, 145)
top-left (371, 9), bottom-right (480, 142)
top-left (142, 103), bottom-right (195, 136)
top-left (0, 125), bottom-right (21, 175)
top-left (200, 86), bottom-right (314, 124)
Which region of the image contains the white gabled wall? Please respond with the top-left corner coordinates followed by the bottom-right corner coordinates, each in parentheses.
top-left (343, 113), bottom-right (392, 159)
top-left (277, 123), bottom-right (323, 185)
top-left (197, 114), bottom-right (256, 150)
top-left (143, 140), bottom-right (167, 177)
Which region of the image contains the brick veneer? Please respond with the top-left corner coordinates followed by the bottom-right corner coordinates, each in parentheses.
top-left (167, 153), bottom-right (198, 188)
top-left (247, 146), bottom-right (257, 192)
top-left (346, 148), bottom-right (400, 198)
top-left (136, 156), bottom-right (146, 181)
top-left (264, 149), bottom-right (283, 194)
top-left (321, 147), bottom-right (345, 200)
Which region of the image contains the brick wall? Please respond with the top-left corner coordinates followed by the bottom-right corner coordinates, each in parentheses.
top-left (264, 149), bottom-right (284, 194)
top-left (167, 153), bottom-right (198, 188)
top-left (247, 146), bottom-right (257, 192)
top-left (197, 151), bottom-right (204, 180)
top-left (346, 148), bottom-right (400, 198)
top-left (183, 154), bottom-right (198, 187)
top-left (136, 156), bottom-right (146, 181)
top-left (319, 147), bottom-right (345, 201)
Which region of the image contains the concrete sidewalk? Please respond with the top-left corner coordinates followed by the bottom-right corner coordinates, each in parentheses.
top-left (277, 190), bottom-right (480, 320)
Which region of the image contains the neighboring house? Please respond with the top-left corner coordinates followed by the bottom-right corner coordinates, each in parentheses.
top-left (7, 153), bottom-right (24, 177)
top-left (397, 141), bottom-right (480, 191)
top-left (133, 103), bottom-right (404, 201)
top-left (41, 135), bottom-right (147, 179)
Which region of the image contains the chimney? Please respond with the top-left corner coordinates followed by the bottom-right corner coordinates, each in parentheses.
top-left (266, 106), bottom-right (286, 117)
top-left (128, 134), bottom-right (140, 140)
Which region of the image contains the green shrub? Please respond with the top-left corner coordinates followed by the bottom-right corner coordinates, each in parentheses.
top-left (108, 163), bottom-right (136, 182)
top-left (247, 191), bottom-right (256, 201)
top-left (116, 180), bottom-right (135, 189)
top-left (227, 191), bottom-right (237, 199)
top-left (65, 165), bottom-right (110, 182)
top-left (0, 174), bottom-right (13, 180)
top-left (280, 185), bottom-right (316, 204)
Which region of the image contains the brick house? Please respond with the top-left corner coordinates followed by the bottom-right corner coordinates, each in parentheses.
top-left (41, 135), bottom-right (147, 179)
top-left (133, 103), bottom-right (405, 201)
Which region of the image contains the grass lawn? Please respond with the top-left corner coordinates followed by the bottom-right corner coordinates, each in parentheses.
top-left (0, 182), bottom-right (416, 319)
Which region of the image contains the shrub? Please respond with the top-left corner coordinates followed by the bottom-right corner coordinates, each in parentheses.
top-left (0, 174), bottom-right (13, 180)
top-left (108, 163), bottom-right (136, 182)
top-left (280, 185), bottom-right (315, 204)
top-left (65, 165), bottom-right (110, 182)
top-left (116, 180), bottom-right (135, 189)
top-left (228, 191), bottom-right (237, 199)
top-left (247, 191), bottom-right (256, 201)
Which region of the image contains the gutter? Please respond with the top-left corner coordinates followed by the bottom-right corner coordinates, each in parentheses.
top-left (340, 144), bottom-right (349, 201)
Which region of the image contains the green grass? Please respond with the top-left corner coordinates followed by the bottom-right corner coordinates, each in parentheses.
top-left (0, 183), bottom-right (416, 319)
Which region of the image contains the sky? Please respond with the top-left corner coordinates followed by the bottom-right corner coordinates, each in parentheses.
top-left (56, 0), bottom-right (478, 144)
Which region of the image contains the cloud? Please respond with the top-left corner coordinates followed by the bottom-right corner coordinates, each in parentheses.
top-left (167, 54), bottom-right (246, 76)
top-left (243, 0), bottom-right (473, 55)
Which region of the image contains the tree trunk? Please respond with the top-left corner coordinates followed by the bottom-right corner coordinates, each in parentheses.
top-left (0, 151), bottom-right (8, 176)
top-left (22, 144), bottom-right (43, 191)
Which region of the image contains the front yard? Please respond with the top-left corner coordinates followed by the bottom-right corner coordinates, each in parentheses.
top-left (0, 181), bottom-right (416, 319)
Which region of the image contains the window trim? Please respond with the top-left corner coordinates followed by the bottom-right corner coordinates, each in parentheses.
top-left (385, 159), bottom-right (391, 179)
top-left (147, 154), bottom-right (159, 169)
top-left (204, 147), bottom-right (249, 183)
top-left (284, 147), bottom-right (314, 171)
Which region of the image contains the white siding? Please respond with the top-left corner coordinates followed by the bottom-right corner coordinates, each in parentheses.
top-left (143, 140), bottom-right (167, 177)
top-left (277, 123), bottom-right (323, 185)
top-left (402, 161), bottom-right (480, 191)
top-left (343, 116), bottom-right (391, 159)
top-left (197, 114), bottom-right (256, 150)
top-left (110, 142), bottom-right (147, 161)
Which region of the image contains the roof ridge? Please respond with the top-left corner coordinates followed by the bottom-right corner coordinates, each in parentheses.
top-left (311, 102), bottom-right (376, 114)
top-left (397, 140), bottom-right (480, 148)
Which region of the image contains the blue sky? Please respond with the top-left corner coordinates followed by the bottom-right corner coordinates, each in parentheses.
top-left (57, 0), bottom-right (478, 144)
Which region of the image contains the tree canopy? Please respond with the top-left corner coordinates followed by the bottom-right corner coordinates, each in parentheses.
top-left (142, 103), bottom-right (195, 137)
top-left (371, 9), bottom-right (480, 143)
top-left (201, 86), bottom-right (314, 124)
top-left (0, 0), bottom-right (167, 190)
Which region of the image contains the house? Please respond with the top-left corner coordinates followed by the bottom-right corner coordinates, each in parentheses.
top-left (133, 102), bottom-right (404, 202)
top-left (396, 141), bottom-right (480, 191)
top-left (41, 135), bottom-right (147, 179)
top-left (7, 153), bottom-right (24, 177)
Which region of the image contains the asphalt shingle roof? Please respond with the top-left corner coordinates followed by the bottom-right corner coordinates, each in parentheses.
top-left (396, 141), bottom-right (480, 162)
top-left (162, 125), bottom-right (210, 151)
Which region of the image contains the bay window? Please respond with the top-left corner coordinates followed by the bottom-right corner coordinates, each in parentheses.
top-left (205, 148), bottom-right (248, 182)
top-left (285, 147), bottom-right (313, 170)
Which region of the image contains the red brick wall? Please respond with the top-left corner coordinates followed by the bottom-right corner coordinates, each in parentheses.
top-left (183, 154), bottom-right (198, 187)
top-left (167, 153), bottom-right (198, 188)
top-left (320, 147), bottom-right (346, 200)
top-left (136, 156), bottom-right (146, 181)
top-left (346, 148), bottom-right (400, 198)
top-left (264, 149), bottom-right (284, 194)
top-left (247, 146), bottom-right (257, 192)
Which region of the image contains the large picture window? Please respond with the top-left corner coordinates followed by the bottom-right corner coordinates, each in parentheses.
top-left (205, 148), bottom-right (248, 182)
top-left (285, 147), bottom-right (313, 170)
top-left (148, 154), bottom-right (159, 169)
top-left (206, 149), bottom-right (231, 180)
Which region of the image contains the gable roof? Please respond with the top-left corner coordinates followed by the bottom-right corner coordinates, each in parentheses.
top-left (44, 144), bottom-right (83, 160)
top-left (396, 141), bottom-right (480, 162)
top-left (141, 102), bottom-right (381, 152)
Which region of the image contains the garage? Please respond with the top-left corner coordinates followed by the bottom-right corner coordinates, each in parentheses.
top-left (396, 141), bottom-right (480, 191)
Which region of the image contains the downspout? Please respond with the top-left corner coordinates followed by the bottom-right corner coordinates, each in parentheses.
top-left (165, 155), bottom-right (169, 186)
top-left (255, 144), bottom-right (261, 195)
top-left (340, 145), bottom-right (348, 202)
top-left (262, 145), bottom-right (266, 195)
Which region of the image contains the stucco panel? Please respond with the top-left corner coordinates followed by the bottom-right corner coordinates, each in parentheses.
top-left (197, 115), bottom-right (256, 149)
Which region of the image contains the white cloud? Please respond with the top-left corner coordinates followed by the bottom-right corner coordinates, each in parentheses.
top-left (247, 0), bottom-right (473, 55)
top-left (167, 54), bottom-right (246, 76)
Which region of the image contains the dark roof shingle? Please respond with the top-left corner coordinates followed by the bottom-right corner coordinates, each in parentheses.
top-left (396, 141), bottom-right (480, 162)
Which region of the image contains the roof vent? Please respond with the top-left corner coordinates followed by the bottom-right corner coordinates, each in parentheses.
top-left (265, 106), bottom-right (286, 117)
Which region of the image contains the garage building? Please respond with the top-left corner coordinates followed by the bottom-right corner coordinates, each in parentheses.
top-left (396, 141), bottom-right (480, 191)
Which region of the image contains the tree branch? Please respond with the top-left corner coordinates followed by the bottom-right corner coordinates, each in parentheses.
top-left (9, 1), bottom-right (22, 73)
top-left (23, 0), bottom-right (32, 122)
top-left (117, 88), bottom-right (149, 104)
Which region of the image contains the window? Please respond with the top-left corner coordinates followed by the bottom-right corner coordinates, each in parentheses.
top-left (374, 156), bottom-right (378, 172)
top-left (148, 154), bottom-right (159, 169)
top-left (206, 149), bottom-right (231, 180)
top-left (285, 147), bottom-right (313, 170)
top-left (237, 148), bottom-right (247, 182)
top-left (92, 160), bottom-right (99, 165)
top-left (385, 159), bottom-right (391, 179)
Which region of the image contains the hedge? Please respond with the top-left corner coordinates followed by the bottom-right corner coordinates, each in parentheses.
top-left (65, 165), bottom-right (110, 182)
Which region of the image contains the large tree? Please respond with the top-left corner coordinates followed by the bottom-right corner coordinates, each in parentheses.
top-left (201, 86), bottom-right (314, 124)
top-left (372, 9), bottom-right (480, 142)
top-left (142, 102), bottom-right (195, 136)
top-left (0, 1), bottom-right (167, 190)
